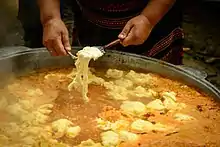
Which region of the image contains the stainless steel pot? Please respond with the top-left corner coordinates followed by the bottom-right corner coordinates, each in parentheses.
top-left (0, 46), bottom-right (219, 100)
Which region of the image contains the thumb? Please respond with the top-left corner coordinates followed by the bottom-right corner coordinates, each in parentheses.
top-left (118, 21), bottom-right (133, 39)
top-left (62, 32), bottom-right (71, 51)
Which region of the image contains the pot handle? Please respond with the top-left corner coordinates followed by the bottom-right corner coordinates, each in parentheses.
top-left (177, 65), bottom-right (207, 80)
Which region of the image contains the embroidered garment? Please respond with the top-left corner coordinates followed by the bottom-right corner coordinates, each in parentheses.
top-left (75, 0), bottom-right (148, 29)
top-left (61, 0), bottom-right (183, 65)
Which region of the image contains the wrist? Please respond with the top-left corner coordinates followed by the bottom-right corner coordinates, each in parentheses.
top-left (141, 0), bottom-right (175, 26)
top-left (139, 14), bottom-right (154, 30)
top-left (40, 10), bottom-right (61, 26)
top-left (42, 17), bottom-right (61, 27)
top-left (140, 12), bottom-right (157, 28)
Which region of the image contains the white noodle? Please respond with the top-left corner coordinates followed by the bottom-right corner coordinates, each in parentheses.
top-left (68, 46), bottom-right (103, 102)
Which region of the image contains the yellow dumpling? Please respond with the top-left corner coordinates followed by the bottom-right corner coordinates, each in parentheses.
top-left (77, 139), bottom-right (103, 147)
top-left (118, 130), bottom-right (139, 142)
top-left (111, 120), bottom-right (130, 132)
top-left (66, 126), bottom-right (81, 138)
top-left (107, 87), bottom-right (129, 101)
top-left (120, 101), bottom-right (146, 116)
top-left (96, 118), bottom-right (112, 131)
top-left (174, 113), bottom-right (195, 122)
top-left (114, 78), bottom-right (133, 89)
top-left (130, 119), bottom-right (154, 133)
top-left (51, 119), bottom-right (73, 138)
top-left (125, 70), bottom-right (152, 86)
top-left (105, 69), bottom-right (124, 79)
top-left (130, 86), bottom-right (158, 98)
top-left (152, 123), bottom-right (176, 132)
top-left (101, 131), bottom-right (119, 147)
top-left (162, 91), bottom-right (177, 102)
top-left (146, 99), bottom-right (165, 111)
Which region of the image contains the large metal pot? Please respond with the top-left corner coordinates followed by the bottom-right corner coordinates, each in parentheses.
top-left (0, 46), bottom-right (219, 101)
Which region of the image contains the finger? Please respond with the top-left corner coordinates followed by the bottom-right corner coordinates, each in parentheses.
top-left (118, 21), bottom-right (133, 39)
top-left (45, 42), bottom-right (58, 56)
top-left (62, 32), bottom-right (71, 51)
top-left (43, 35), bottom-right (57, 56)
top-left (121, 27), bottom-right (136, 47)
top-left (52, 38), bottom-right (67, 56)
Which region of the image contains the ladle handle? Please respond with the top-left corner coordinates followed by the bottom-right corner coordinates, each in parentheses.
top-left (104, 39), bottom-right (121, 49)
top-left (66, 51), bottom-right (77, 59)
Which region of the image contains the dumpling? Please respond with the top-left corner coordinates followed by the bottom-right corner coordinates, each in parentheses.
top-left (146, 99), bottom-right (165, 111)
top-left (125, 70), bottom-right (152, 86)
top-left (120, 101), bottom-right (146, 116)
top-left (161, 91), bottom-right (186, 111)
top-left (118, 130), bottom-right (138, 142)
top-left (37, 104), bottom-right (53, 115)
top-left (101, 131), bottom-right (119, 147)
top-left (51, 119), bottom-right (73, 138)
top-left (19, 99), bottom-right (34, 110)
top-left (32, 111), bottom-right (49, 124)
top-left (7, 103), bottom-right (28, 117)
top-left (152, 123), bottom-right (176, 132)
top-left (107, 87), bottom-right (129, 101)
top-left (111, 120), bottom-right (130, 132)
top-left (114, 78), bottom-right (133, 89)
top-left (77, 139), bottom-right (103, 147)
top-left (161, 92), bottom-right (178, 110)
top-left (96, 118), bottom-right (130, 132)
top-left (105, 69), bottom-right (124, 79)
top-left (27, 88), bottom-right (44, 98)
top-left (96, 118), bottom-right (112, 131)
top-left (104, 82), bottom-right (129, 100)
top-left (103, 81), bottom-right (115, 91)
top-left (130, 87), bottom-right (158, 98)
top-left (131, 120), bottom-right (175, 133)
top-left (130, 119), bottom-right (154, 133)
top-left (162, 92), bottom-right (177, 102)
top-left (174, 113), bottom-right (195, 122)
top-left (66, 126), bottom-right (81, 138)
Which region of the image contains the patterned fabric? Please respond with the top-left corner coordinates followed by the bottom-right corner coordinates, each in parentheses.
top-left (145, 28), bottom-right (184, 57)
top-left (63, 0), bottom-right (184, 65)
top-left (75, 0), bottom-right (148, 29)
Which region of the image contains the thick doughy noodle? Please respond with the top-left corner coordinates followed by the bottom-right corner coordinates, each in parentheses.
top-left (68, 47), bottom-right (103, 102)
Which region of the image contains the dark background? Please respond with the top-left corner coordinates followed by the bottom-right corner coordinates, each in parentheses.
top-left (0, 0), bottom-right (220, 88)
top-left (1, 0), bottom-right (220, 56)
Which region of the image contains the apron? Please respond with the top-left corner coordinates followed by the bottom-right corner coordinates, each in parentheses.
top-left (63, 0), bottom-right (184, 64)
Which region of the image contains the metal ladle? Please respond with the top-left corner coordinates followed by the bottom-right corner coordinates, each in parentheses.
top-left (66, 39), bottom-right (121, 59)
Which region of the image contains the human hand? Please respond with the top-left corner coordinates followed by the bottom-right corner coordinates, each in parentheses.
top-left (42, 18), bottom-right (71, 56)
top-left (118, 15), bottom-right (153, 47)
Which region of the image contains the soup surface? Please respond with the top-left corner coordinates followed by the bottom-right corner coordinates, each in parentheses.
top-left (0, 67), bottom-right (220, 147)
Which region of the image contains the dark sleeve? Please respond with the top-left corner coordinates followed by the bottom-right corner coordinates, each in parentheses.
top-left (18, 0), bottom-right (43, 48)
top-left (18, 0), bottom-right (41, 28)
top-left (61, 0), bottom-right (77, 45)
